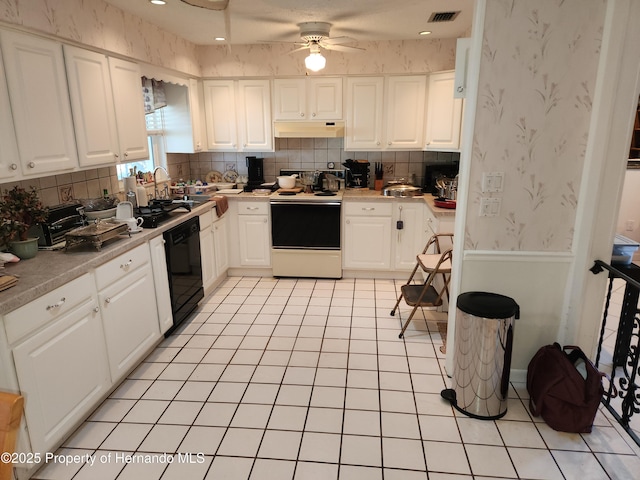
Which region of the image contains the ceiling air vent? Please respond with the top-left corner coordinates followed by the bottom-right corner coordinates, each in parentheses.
top-left (428, 11), bottom-right (460, 23)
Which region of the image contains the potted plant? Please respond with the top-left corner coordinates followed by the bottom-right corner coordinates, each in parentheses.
top-left (0, 186), bottom-right (48, 259)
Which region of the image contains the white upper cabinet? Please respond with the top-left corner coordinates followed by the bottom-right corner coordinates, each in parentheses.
top-left (163, 78), bottom-right (205, 154)
top-left (425, 71), bottom-right (463, 151)
top-left (0, 46), bottom-right (20, 181)
top-left (345, 77), bottom-right (384, 150)
top-left (108, 57), bottom-right (149, 161)
top-left (0, 30), bottom-right (78, 176)
top-left (63, 45), bottom-right (120, 168)
top-left (189, 78), bottom-right (205, 152)
top-left (203, 79), bottom-right (272, 152)
top-left (346, 76), bottom-right (425, 151)
top-left (385, 75), bottom-right (426, 149)
top-left (237, 79), bottom-right (273, 151)
top-left (203, 80), bottom-right (238, 150)
top-left (274, 77), bottom-right (342, 121)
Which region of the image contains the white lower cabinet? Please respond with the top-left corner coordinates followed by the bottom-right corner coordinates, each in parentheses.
top-left (344, 200), bottom-right (426, 272)
top-left (95, 244), bottom-right (160, 382)
top-left (344, 202), bottom-right (393, 270)
top-left (213, 214), bottom-right (229, 276)
top-left (200, 210), bottom-right (217, 293)
top-left (8, 274), bottom-right (110, 455)
top-left (149, 235), bottom-right (173, 334)
top-left (237, 201), bottom-right (271, 267)
top-left (393, 202), bottom-right (425, 271)
top-left (200, 209), bottom-right (229, 294)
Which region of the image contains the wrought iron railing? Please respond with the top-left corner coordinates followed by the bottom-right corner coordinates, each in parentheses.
top-left (590, 259), bottom-right (640, 446)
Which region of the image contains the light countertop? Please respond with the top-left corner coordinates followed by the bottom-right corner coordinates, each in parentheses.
top-left (0, 201), bottom-right (216, 315)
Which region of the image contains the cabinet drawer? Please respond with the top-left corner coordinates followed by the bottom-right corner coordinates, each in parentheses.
top-left (237, 201), bottom-right (269, 215)
top-left (344, 202), bottom-right (393, 216)
top-left (199, 210), bottom-right (213, 230)
top-left (94, 243), bottom-right (150, 290)
top-left (4, 273), bottom-right (94, 345)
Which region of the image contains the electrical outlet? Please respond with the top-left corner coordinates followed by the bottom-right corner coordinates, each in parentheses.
top-left (479, 197), bottom-right (502, 217)
top-left (626, 220), bottom-right (635, 232)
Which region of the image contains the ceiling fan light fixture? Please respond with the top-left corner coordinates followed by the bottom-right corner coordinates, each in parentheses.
top-left (305, 52), bottom-right (326, 72)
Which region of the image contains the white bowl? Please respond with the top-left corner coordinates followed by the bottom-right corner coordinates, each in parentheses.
top-left (277, 176), bottom-right (297, 189)
top-left (85, 207), bottom-right (117, 219)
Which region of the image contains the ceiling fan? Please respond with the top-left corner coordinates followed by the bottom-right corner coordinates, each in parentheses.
top-left (287, 22), bottom-right (364, 71)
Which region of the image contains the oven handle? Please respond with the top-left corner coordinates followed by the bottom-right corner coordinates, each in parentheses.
top-left (270, 201), bottom-right (342, 206)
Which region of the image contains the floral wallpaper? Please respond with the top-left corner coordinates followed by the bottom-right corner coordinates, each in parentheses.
top-left (464, 0), bottom-right (606, 251)
top-left (0, 0), bottom-right (200, 75)
top-left (197, 39), bottom-right (457, 77)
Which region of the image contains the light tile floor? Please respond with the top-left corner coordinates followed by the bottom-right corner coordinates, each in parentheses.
top-left (34, 276), bottom-right (640, 480)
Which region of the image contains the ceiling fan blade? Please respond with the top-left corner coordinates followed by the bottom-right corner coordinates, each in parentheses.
top-left (322, 36), bottom-right (358, 45)
top-left (322, 43), bottom-right (365, 53)
top-left (287, 45), bottom-right (311, 55)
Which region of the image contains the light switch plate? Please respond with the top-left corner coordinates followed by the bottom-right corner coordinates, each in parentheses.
top-left (482, 172), bottom-right (505, 193)
top-left (479, 197), bottom-right (502, 217)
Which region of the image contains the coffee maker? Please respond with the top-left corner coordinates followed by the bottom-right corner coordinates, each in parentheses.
top-left (343, 159), bottom-right (370, 188)
top-left (244, 156), bottom-right (265, 192)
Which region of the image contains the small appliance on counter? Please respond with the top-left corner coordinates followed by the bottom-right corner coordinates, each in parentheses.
top-left (243, 156), bottom-right (278, 192)
top-left (29, 203), bottom-right (84, 249)
top-left (342, 159), bottom-right (370, 188)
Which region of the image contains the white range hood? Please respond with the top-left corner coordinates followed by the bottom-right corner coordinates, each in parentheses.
top-left (274, 121), bottom-right (345, 138)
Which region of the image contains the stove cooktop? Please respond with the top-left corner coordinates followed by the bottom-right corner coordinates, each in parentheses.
top-left (270, 190), bottom-right (343, 202)
top-left (135, 201), bottom-right (191, 228)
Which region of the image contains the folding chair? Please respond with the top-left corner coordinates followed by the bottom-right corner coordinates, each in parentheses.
top-left (390, 233), bottom-right (454, 338)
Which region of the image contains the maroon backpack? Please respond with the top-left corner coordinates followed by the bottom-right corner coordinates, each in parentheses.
top-left (527, 343), bottom-right (604, 433)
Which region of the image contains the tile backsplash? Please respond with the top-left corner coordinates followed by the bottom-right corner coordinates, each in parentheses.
top-left (188, 139), bottom-right (460, 189)
top-left (1, 147), bottom-right (458, 208)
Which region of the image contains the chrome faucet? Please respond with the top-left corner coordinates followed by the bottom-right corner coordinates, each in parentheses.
top-left (153, 166), bottom-right (169, 199)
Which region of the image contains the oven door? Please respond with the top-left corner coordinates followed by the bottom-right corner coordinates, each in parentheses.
top-left (270, 201), bottom-right (341, 249)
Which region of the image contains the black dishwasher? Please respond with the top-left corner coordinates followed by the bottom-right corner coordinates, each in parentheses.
top-left (163, 216), bottom-right (203, 335)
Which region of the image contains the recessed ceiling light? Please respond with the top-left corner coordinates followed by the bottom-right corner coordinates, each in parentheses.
top-left (419, 30), bottom-right (432, 36)
top-left (215, 37), bottom-right (226, 41)
top-left (150, 0), bottom-right (166, 5)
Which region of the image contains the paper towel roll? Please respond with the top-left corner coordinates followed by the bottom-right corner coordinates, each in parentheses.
top-left (124, 176), bottom-right (137, 192)
top-left (136, 185), bottom-right (148, 207)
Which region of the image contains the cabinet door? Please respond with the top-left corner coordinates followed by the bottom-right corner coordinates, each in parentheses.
top-left (237, 79), bottom-right (272, 151)
top-left (149, 236), bottom-right (173, 334)
top-left (425, 71), bottom-right (463, 150)
top-left (0, 46), bottom-right (20, 181)
top-left (345, 77), bottom-right (384, 150)
top-left (99, 264), bottom-right (160, 381)
top-left (309, 77), bottom-right (343, 119)
top-left (200, 226), bottom-right (216, 293)
top-left (203, 80), bottom-right (237, 150)
top-left (0, 30), bottom-right (78, 176)
top-left (13, 298), bottom-right (110, 454)
top-left (386, 76), bottom-right (426, 149)
top-left (393, 202), bottom-right (425, 271)
top-left (273, 79), bottom-right (305, 120)
top-left (64, 45), bottom-right (119, 168)
top-left (213, 215), bottom-right (230, 276)
top-left (108, 57), bottom-right (149, 161)
top-left (344, 216), bottom-right (392, 269)
top-left (189, 78), bottom-right (205, 152)
top-left (238, 215), bottom-right (271, 266)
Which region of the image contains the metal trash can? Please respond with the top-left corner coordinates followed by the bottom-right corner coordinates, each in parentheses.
top-left (441, 291), bottom-right (520, 419)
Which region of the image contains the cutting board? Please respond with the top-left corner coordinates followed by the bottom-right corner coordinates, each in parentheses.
top-left (277, 187), bottom-right (303, 193)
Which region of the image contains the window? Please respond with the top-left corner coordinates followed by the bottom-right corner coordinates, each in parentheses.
top-left (116, 108), bottom-right (167, 180)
